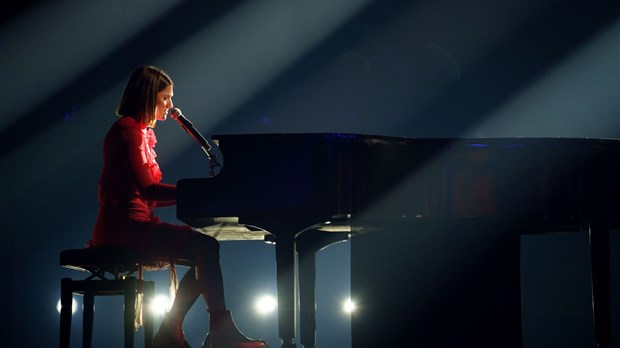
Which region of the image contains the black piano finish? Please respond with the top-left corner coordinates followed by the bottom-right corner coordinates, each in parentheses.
top-left (179, 133), bottom-right (367, 222)
top-left (177, 134), bottom-right (620, 348)
top-left (180, 134), bottom-right (620, 220)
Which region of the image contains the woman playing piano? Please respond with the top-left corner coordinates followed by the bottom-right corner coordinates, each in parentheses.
top-left (91, 65), bottom-right (268, 348)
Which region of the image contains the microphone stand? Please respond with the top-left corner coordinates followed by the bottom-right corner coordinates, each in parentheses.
top-left (201, 146), bottom-right (221, 177)
top-left (169, 108), bottom-right (222, 176)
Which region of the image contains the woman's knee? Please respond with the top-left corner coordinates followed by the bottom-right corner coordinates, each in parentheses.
top-left (190, 233), bottom-right (220, 257)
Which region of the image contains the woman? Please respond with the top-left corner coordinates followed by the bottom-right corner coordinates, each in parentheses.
top-left (92, 65), bottom-right (268, 348)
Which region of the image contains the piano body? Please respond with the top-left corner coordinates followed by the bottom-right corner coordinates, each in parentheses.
top-left (177, 134), bottom-right (620, 348)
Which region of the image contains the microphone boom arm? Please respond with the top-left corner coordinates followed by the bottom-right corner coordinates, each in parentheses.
top-left (170, 108), bottom-right (221, 168)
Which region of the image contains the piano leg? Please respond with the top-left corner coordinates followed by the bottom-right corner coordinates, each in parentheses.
top-left (589, 219), bottom-right (612, 348)
top-left (275, 233), bottom-right (298, 348)
top-left (298, 249), bottom-right (317, 348)
top-left (249, 215), bottom-right (338, 348)
top-left (297, 230), bottom-right (350, 348)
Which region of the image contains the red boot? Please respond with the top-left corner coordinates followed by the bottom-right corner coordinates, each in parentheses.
top-left (201, 310), bottom-right (268, 348)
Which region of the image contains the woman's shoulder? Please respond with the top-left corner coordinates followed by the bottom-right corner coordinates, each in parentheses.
top-left (106, 116), bottom-right (146, 144)
top-left (116, 116), bottom-right (146, 130)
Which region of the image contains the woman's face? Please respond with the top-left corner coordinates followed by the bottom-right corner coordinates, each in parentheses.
top-left (154, 84), bottom-right (174, 122)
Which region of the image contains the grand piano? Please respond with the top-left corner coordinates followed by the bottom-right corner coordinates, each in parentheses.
top-left (177, 133), bottom-right (619, 348)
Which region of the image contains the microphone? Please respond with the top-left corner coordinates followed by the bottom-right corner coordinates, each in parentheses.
top-left (169, 108), bottom-right (221, 167)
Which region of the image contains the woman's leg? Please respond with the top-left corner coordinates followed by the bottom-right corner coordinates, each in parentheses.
top-left (169, 265), bottom-right (201, 319)
top-left (148, 224), bottom-right (221, 346)
top-left (169, 233), bottom-right (227, 315)
top-left (193, 240), bottom-right (226, 312)
top-left (148, 223), bottom-right (267, 347)
top-left (147, 224), bottom-right (225, 313)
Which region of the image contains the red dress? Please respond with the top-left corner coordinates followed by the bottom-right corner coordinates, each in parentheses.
top-left (92, 116), bottom-right (177, 248)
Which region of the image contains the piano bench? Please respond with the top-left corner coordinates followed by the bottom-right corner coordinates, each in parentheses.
top-left (58, 247), bottom-right (190, 348)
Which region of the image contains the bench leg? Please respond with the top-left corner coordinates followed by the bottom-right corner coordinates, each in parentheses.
top-left (125, 279), bottom-right (136, 348)
top-left (59, 278), bottom-right (73, 348)
top-left (142, 281), bottom-right (155, 348)
top-left (83, 293), bottom-right (95, 348)
top-left (59, 276), bottom-right (156, 348)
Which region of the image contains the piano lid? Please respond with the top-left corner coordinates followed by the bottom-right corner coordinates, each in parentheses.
top-left (178, 134), bottom-right (620, 229)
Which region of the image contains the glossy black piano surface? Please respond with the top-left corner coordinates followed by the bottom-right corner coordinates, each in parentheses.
top-left (177, 134), bottom-right (620, 348)
top-left (178, 134), bottom-right (620, 223)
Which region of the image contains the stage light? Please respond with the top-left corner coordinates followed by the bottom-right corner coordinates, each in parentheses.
top-left (255, 295), bottom-right (277, 315)
top-left (343, 298), bottom-right (356, 314)
top-left (56, 298), bottom-right (78, 314)
top-left (149, 294), bottom-right (171, 316)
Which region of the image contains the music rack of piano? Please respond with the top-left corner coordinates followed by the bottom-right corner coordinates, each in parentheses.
top-left (178, 133), bottom-right (620, 348)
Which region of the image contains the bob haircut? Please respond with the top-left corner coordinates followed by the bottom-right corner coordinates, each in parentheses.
top-left (116, 65), bottom-right (173, 127)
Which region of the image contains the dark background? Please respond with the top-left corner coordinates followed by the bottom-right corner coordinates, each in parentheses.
top-left (1, 1), bottom-right (618, 347)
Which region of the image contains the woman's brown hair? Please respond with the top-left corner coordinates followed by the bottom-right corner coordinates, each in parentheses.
top-left (116, 65), bottom-right (173, 127)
